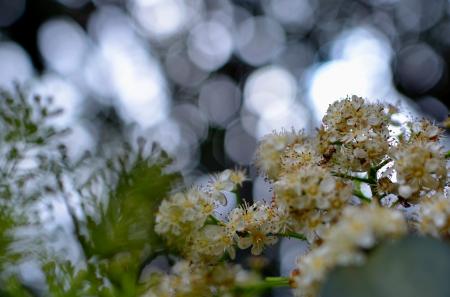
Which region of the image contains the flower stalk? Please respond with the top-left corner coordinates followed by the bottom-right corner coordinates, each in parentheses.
top-left (332, 172), bottom-right (374, 184)
top-left (234, 276), bottom-right (290, 293)
top-left (276, 231), bottom-right (307, 241)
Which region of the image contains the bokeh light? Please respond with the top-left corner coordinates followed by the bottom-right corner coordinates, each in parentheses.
top-left (308, 27), bottom-right (395, 117)
top-left (87, 5), bottom-right (170, 128)
top-left (187, 20), bottom-right (233, 71)
top-left (264, 0), bottom-right (316, 31)
top-left (244, 66), bottom-right (297, 117)
top-left (0, 42), bottom-right (33, 90)
top-left (395, 44), bottom-right (444, 94)
top-left (129, 0), bottom-right (198, 41)
top-left (38, 18), bottom-right (88, 74)
top-left (198, 76), bottom-right (241, 128)
top-left (224, 120), bottom-right (257, 165)
top-left (235, 16), bottom-right (286, 66)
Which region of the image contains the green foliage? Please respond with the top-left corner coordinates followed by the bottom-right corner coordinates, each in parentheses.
top-left (0, 87), bottom-right (181, 296)
top-left (0, 209), bottom-right (15, 268)
top-left (0, 86), bottom-right (64, 146)
top-left (79, 149), bottom-right (181, 296)
top-left (321, 236), bottom-right (450, 297)
top-left (0, 277), bottom-right (34, 297)
top-left (85, 151), bottom-right (178, 258)
top-left (40, 150), bottom-right (182, 297)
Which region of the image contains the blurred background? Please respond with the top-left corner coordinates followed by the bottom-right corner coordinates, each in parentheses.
top-left (1, 0), bottom-right (450, 295)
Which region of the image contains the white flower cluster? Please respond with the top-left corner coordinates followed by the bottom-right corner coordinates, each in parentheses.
top-left (392, 141), bottom-right (447, 200)
top-left (418, 193), bottom-right (450, 238)
top-left (274, 165), bottom-right (352, 242)
top-left (155, 188), bottom-right (215, 247)
top-left (143, 261), bottom-right (258, 297)
top-left (155, 169), bottom-right (289, 264)
top-left (291, 206), bottom-right (407, 297)
top-left (256, 131), bottom-right (320, 179)
top-left (148, 95), bottom-right (449, 297)
top-left (228, 201), bottom-right (288, 255)
top-left (318, 96), bottom-right (392, 171)
top-left (155, 169), bottom-right (246, 262)
top-left (253, 95), bottom-right (449, 296)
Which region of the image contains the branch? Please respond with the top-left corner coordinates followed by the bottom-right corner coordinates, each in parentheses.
top-left (332, 172), bottom-right (374, 184)
top-left (353, 190), bottom-right (371, 203)
top-left (234, 276), bottom-right (290, 293)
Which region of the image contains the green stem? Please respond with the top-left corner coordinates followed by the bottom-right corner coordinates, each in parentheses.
top-left (332, 172), bottom-right (374, 184)
top-left (205, 215), bottom-right (223, 225)
top-left (276, 231), bottom-right (307, 241)
top-left (265, 277), bottom-right (291, 286)
top-left (234, 186), bottom-right (243, 205)
top-left (353, 190), bottom-right (371, 203)
top-left (234, 276), bottom-right (290, 293)
top-left (373, 158), bottom-right (392, 171)
top-left (445, 151), bottom-right (450, 159)
top-left (368, 168), bottom-right (377, 184)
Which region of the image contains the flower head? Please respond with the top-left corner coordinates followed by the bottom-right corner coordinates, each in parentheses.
top-left (318, 95), bottom-right (391, 171)
top-left (392, 141), bottom-right (447, 200)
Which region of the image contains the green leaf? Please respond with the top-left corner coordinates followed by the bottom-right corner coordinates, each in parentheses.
top-left (79, 151), bottom-right (181, 296)
top-left (0, 277), bottom-right (35, 297)
top-left (321, 236), bottom-right (450, 297)
top-left (86, 154), bottom-right (180, 258)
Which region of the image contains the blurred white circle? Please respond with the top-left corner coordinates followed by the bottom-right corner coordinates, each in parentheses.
top-left (146, 119), bottom-right (181, 155)
top-left (38, 18), bottom-right (88, 74)
top-left (129, 0), bottom-right (199, 40)
top-left (0, 42), bottom-right (33, 89)
top-left (244, 65), bottom-right (297, 116)
top-left (172, 103), bottom-right (208, 142)
top-left (257, 102), bottom-right (308, 138)
top-left (83, 49), bottom-right (114, 100)
top-left (235, 16), bottom-right (285, 66)
top-left (187, 20), bottom-right (233, 71)
top-left (396, 44), bottom-right (444, 94)
top-left (277, 43), bottom-right (315, 76)
top-left (240, 107), bottom-right (259, 137)
top-left (165, 47), bottom-right (208, 87)
top-left (85, 7), bottom-right (170, 129)
top-left (198, 76), bottom-right (241, 127)
top-left (395, 0), bottom-right (444, 33)
top-left (266, 0), bottom-right (316, 30)
top-left (309, 28), bottom-right (394, 118)
top-left (224, 120), bottom-right (257, 165)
